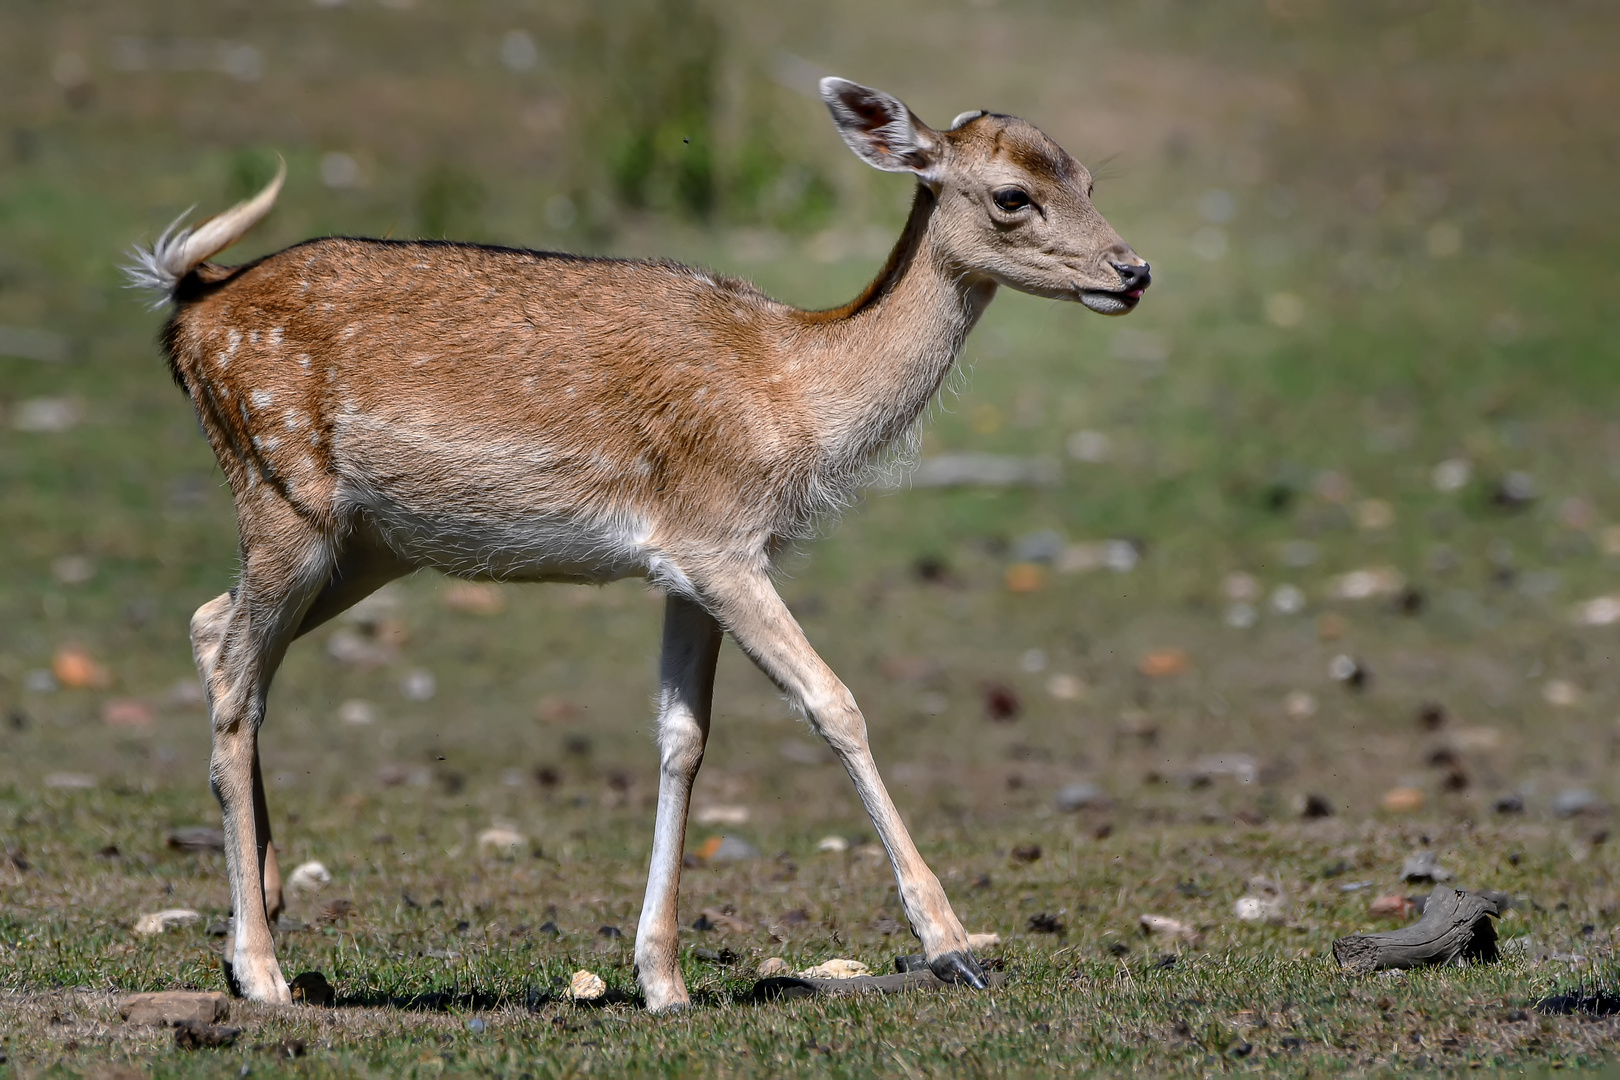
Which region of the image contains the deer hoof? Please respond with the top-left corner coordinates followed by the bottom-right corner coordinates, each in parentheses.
top-left (929, 951), bottom-right (988, 989)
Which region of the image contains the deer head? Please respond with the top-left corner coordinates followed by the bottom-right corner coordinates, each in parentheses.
top-left (821, 77), bottom-right (1150, 315)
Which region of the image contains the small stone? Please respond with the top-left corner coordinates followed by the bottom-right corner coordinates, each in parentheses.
top-left (756, 957), bottom-right (791, 977)
top-left (1542, 680), bottom-right (1581, 708)
top-left (1369, 895), bottom-right (1415, 919)
top-left (1270, 584), bottom-right (1306, 615)
top-left (52, 646), bottom-right (111, 689)
top-left (1009, 844), bottom-right (1042, 864)
top-left (1045, 673), bottom-right (1084, 700)
top-left (1138, 914), bottom-right (1201, 946)
top-left (966, 932), bottom-right (1001, 950)
top-left (134, 908), bottom-right (202, 935)
top-left (466, 1017), bottom-right (486, 1034)
top-left (981, 682), bottom-right (1021, 721)
top-left (43, 771), bottom-right (96, 790)
top-left (1432, 458), bottom-right (1471, 492)
top-left (338, 699), bottom-right (376, 725)
top-left (694, 804), bottom-right (750, 826)
top-left (1571, 596), bottom-right (1620, 627)
top-left (286, 861), bottom-right (331, 891)
top-left (120, 990), bottom-right (228, 1026)
top-left (1300, 793), bottom-right (1334, 819)
top-left (1284, 691), bottom-right (1318, 719)
top-left (568, 969), bottom-right (607, 1001)
top-left (1191, 753), bottom-right (1257, 785)
top-left (399, 669), bottom-right (436, 701)
top-left (1055, 782), bottom-right (1107, 812)
top-left (799, 958), bottom-right (869, 979)
top-left (815, 835), bottom-right (850, 853)
top-left (1493, 794), bottom-right (1526, 815)
top-left (1137, 649), bottom-right (1189, 678)
top-left (289, 970), bottom-right (335, 1006)
top-left (709, 835), bottom-right (761, 862)
top-left (477, 827), bottom-right (526, 859)
top-left (693, 908), bottom-right (752, 934)
top-left (1234, 897), bottom-right (1282, 922)
top-left (1553, 790), bottom-right (1601, 818)
top-left (1381, 787), bottom-right (1425, 814)
top-left (173, 1020), bottom-right (240, 1049)
top-left (1003, 563), bottom-right (1047, 593)
top-left (1401, 849), bottom-right (1452, 883)
top-left (1329, 567), bottom-right (1404, 601)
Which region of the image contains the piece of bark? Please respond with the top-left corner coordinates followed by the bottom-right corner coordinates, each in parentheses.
top-left (751, 967), bottom-right (1005, 1002)
top-left (1333, 886), bottom-right (1500, 974)
top-left (119, 991), bottom-right (229, 1026)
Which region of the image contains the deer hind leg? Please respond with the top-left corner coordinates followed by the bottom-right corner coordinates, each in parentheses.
top-left (198, 502), bottom-right (334, 1004)
top-left (695, 563), bottom-right (987, 990)
top-left (192, 592), bottom-right (282, 941)
top-left (634, 594), bottom-right (723, 1012)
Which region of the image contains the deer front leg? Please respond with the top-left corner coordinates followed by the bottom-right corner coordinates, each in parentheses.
top-left (634, 594), bottom-right (723, 1012)
top-left (696, 563), bottom-right (987, 989)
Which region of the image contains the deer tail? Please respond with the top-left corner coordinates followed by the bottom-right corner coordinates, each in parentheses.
top-left (124, 158), bottom-right (286, 308)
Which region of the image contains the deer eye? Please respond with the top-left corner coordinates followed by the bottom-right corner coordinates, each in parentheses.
top-left (991, 187), bottom-right (1031, 213)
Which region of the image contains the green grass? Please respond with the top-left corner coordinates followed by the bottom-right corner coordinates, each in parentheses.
top-left (3, 0), bottom-right (1620, 1075)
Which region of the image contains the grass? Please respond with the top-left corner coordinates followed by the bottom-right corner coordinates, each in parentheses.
top-left (3, 0), bottom-right (1620, 1074)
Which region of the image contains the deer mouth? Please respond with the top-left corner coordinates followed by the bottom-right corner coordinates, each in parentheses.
top-left (1078, 286), bottom-right (1144, 316)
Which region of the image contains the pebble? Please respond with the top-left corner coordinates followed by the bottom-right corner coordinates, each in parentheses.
top-left (568, 970), bottom-right (607, 1001)
top-left (52, 646), bottom-right (111, 689)
top-left (1191, 753), bottom-right (1257, 785)
top-left (1553, 789), bottom-right (1600, 818)
top-left (710, 836), bottom-right (761, 862)
top-left (338, 699), bottom-right (376, 725)
top-left (1139, 914), bottom-right (1201, 945)
top-left (165, 827), bottom-right (225, 853)
top-left (1234, 896), bottom-right (1282, 922)
top-left (134, 908), bottom-right (202, 935)
top-left (286, 861), bottom-right (331, 891)
top-left (1138, 649), bottom-right (1189, 678)
top-left (1542, 680), bottom-right (1581, 707)
top-left (120, 991), bottom-right (228, 1026)
top-left (966, 932), bottom-right (1001, 950)
top-left (1284, 691), bottom-right (1318, 719)
top-left (466, 1017), bottom-right (486, 1034)
top-left (1381, 787), bottom-right (1425, 813)
top-left (476, 827), bottom-right (527, 859)
top-left (694, 804), bottom-right (750, 826)
top-left (756, 957), bottom-right (791, 977)
top-left (815, 835), bottom-right (850, 853)
top-left (1046, 673), bottom-right (1084, 700)
top-left (43, 772), bottom-right (96, 790)
top-left (1401, 849), bottom-right (1452, 883)
top-left (1055, 782), bottom-right (1107, 812)
top-left (1329, 567), bottom-right (1404, 601)
top-left (1571, 596), bottom-right (1620, 627)
top-left (799, 958), bottom-right (869, 979)
top-left (1369, 895), bottom-right (1415, 919)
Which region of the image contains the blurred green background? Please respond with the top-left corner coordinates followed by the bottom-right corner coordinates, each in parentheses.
top-left (3, 0), bottom-right (1619, 878)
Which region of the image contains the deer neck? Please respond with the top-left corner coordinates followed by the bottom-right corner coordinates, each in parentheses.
top-left (800, 185), bottom-right (997, 462)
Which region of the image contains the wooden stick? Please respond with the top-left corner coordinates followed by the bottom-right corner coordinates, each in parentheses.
top-left (1333, 886), bottom-right (1501, 974)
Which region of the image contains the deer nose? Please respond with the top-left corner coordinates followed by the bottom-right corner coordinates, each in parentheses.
top-left (1111, 261), bottom-right (1151, 293)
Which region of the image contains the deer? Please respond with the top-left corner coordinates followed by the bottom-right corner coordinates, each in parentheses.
top-left (125, 77), bottom-right (1149, 1011)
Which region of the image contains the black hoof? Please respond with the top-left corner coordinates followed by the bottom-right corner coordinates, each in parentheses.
top-left (929, 950), bottom-right (988, 990)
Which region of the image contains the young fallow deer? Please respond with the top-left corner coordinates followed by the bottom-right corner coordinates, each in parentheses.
top-left (128, 78), bottom-right (1149, 1010)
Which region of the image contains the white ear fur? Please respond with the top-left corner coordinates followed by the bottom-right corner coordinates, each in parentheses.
top-left (819, 77), bottom-right (940, 178)
top-left (949, 110), bottom-right (986, 129)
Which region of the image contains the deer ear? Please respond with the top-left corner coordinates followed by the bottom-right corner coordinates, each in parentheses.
top-left (820, 77), bottom-right (941, 178)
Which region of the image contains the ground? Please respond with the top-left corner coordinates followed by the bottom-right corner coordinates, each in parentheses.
top-left (2, 1), bottom-right (1619, 1075)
